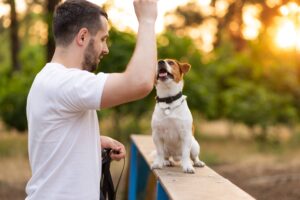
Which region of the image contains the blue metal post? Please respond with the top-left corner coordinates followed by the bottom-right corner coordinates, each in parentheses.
top-left (128, 142), bottom-right (138, 200)
top-left (128, 141), bottom-right (151, 200)
top-left (156, 181), bottom-right (169, 200)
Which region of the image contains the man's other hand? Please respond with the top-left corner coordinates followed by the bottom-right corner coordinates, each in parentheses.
top-left (100, 136), bottom-right (126, 161)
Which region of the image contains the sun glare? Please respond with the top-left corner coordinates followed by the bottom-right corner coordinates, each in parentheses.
top-left (242, 4), bottom-right (262, 40)
top-left (275, 19), bottom-right (300, 50)
top-left (0, 3), bottom-right (10, 18)
top-left (215, 0), bottom-right (229, 18)
top-left (4, 0), bottom-right (300, 53)
top-left (266, 0), bottom-right (282, 8)
top-left (274, 2), bottom-right (300, 51)
top-left (197, 0), bottom-right (211, 7)
top-left (88, 0), bottom-right (191, 33)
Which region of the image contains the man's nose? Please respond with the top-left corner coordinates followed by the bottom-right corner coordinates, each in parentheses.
top-left (103, 43), bottom-right (109, 55)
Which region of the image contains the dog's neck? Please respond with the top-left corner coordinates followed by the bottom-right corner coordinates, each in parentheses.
top-left (156, 80), bottom-right (184, 98)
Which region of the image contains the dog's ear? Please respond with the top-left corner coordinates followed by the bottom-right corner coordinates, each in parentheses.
top-left (180, 63), bottom-right (191, 74)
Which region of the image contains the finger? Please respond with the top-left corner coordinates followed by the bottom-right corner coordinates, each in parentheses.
top-left (111, 146), bottom-right (122, 153)
top-left (112, 148), bottom-right (126, 158)
top-left (111, 152), bottom-right (126, 161)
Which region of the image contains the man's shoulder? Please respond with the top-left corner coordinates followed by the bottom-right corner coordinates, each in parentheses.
top-left (35, 62), bottom-right (109, 90)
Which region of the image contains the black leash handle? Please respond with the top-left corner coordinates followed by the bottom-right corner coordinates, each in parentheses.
top-left (100, 148), bottom-right (125, 200)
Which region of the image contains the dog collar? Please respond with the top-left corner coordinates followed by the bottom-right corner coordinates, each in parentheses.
top-left (156, 92), bottom-right (183, 104)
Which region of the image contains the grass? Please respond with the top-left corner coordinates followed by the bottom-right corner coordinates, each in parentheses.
top-left (1, 119), bottom-right (300, 200)
top-left (0, 133), bottom-right (28, 158)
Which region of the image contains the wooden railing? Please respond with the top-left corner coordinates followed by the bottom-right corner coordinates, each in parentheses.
top-left (128, 134), bottom-right (255, 200)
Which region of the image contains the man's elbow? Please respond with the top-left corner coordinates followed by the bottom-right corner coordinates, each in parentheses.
top-left (137, 80), bottom-right (154, 98)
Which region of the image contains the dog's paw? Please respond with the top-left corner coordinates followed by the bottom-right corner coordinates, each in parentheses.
top-left (151, 162), bottom-right (163, 170)
top-left (183, 165), bottom-right (195, 174)
top-left (194, 160), bottom-right (205, 168)
top-left (163, 160), bottom-right (175, 167)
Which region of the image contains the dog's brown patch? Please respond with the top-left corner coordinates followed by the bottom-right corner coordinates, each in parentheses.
top-left (165, 59), bottom-right (191, 83)
top-left (180, 63), bottom-right (191, 74)
top-left (172, 62), bottom-right (183, 83)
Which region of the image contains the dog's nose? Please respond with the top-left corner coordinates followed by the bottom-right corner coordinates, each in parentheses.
top-left (158, 60), bottom-right (165, 65)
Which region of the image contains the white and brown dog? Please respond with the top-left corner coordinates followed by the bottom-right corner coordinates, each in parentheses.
top-left (151, 59), bottom-right (205, 173)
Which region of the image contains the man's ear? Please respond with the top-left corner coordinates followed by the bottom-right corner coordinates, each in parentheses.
top-left (180, 63), bottom-right (191, 74)
top-left (76, 28), bottom-right (89, 46)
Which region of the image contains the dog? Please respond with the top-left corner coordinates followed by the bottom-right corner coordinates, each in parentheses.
top-left (151, 58), bottom-right (205, 173)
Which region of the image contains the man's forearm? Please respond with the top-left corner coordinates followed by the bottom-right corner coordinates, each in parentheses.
top-left (99, 0), bottom-right (158, 109)
top-left (125, 22), bottom-right (157, 95)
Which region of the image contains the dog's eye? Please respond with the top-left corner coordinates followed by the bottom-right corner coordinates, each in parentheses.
top-left (167, 61), bottom-right (175, 65)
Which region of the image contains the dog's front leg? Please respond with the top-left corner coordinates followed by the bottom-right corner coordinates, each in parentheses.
top-left (181, 135), bottom-right (195, 173)
top-left (151, 133), bottom-right (165, 169)
top-left (191, 138), bottom-right (205, 167)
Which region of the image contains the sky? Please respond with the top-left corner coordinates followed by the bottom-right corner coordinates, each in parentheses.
top-left (1, 0), bottom-right (300, 52)
top-left (88, 0), bottom-right (210, 33)
top-left (0, 0), bottom-right (198, 33)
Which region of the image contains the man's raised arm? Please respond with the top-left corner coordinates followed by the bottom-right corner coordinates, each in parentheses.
top-left (100, 0), bottom-right (158, 109)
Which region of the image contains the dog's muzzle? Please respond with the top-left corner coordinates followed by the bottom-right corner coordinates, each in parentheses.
top-left (157, 60), bottom-right (174, 81)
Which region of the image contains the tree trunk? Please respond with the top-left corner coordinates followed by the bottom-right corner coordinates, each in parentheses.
top-left (46, 0), bottom-right (61, 62)
top-left (9, 0), bottom-right (21, 71)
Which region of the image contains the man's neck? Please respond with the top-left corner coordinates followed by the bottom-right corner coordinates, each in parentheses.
top-left (51, 46), bottom-right (83, 70)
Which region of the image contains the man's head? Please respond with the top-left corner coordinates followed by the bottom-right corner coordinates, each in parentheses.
top-left (53, 0), bottom-right (109, 71)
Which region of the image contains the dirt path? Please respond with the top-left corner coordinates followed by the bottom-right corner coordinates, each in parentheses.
top-left (0, 157), bottom-right (30, 200)
top-left (213, 155), bottom-right (300, 200)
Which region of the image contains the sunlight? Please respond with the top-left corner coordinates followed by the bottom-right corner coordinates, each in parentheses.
top-left (242, 4), bottom-right (262, 40)
top-left (185, 18), bottom-right (217, 52)
top-left (88, 0), bottom-right (190, 33)
top-left (0, 0), bottom-right (191, 34)
top-left (197, 0), bottom-right (211, 7)
top-left (266, 0), bottom-right (282, 8)
top-left (0, 3), bottom-right (10, 18)
top-left (274, 2), bottom-right (300, 51)
top-left (275, 19), bottom-right (300, 50)
top-left (28, 20), bottom-right (48, 45)
top-left (215, 0), bottom-right (229, 18)
top-left (16, 0), bottom-right (27, 13)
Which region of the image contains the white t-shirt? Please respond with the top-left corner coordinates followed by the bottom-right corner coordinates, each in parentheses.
top-left (26, 63), bottom-right (108, 200)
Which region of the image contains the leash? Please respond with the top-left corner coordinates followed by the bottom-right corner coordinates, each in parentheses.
top-left (100, 148), bottom-right (125, 200)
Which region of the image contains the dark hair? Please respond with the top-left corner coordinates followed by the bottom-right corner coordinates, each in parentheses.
top-left (53, 0), bottom-right (108, 46)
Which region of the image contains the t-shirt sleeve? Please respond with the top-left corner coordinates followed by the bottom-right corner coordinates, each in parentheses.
top-left (60, 71), bottom-right (109, 112)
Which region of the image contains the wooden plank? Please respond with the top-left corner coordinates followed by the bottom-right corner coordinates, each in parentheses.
top-left (131, 134), bottom-right (255, 200)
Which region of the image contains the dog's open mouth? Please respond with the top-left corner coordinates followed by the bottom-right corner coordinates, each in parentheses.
top-left (157, 68), bottom-right (174, 80)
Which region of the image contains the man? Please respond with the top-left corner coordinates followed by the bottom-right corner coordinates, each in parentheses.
top-left (25, 0), bottom-right (157, 199)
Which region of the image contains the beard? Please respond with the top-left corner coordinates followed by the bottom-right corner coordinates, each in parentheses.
top-left (82, 39), bottom-right (99, 72)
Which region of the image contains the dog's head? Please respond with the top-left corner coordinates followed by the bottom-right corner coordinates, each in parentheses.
top-left (156, 59), bottom-right (191, 84)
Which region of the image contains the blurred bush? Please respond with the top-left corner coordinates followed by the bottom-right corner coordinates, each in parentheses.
top-left (1, 24), bottom-right (300, 140)
top-left (0, 37), bottom-right (44, 131)
top-left (0, 72), bottom-right (30, 131)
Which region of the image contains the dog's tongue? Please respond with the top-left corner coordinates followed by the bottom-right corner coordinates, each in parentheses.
top-left (159, 72), bottom-right (168, 78)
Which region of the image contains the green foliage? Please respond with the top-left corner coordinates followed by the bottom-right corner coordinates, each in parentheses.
top-left (0, 29), bottom-right (44, 131)
top-left (1, 10), bottom-right (300, 140)
top-left (221, 81), bottom-right (297, 127)
top-left (0, 73), bottom-right (29, 131)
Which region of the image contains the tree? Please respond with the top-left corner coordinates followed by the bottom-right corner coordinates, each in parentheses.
top-left (7, 0), bottom-right (21, 72)
top-left (165, 0), bottom-right (293, 51)
top-left (46, 0), bottom-right (61, 62)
